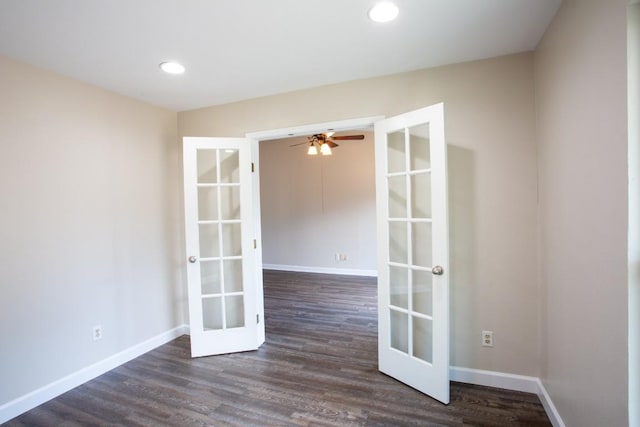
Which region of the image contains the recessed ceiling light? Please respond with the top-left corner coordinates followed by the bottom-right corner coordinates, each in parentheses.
top-left (159, 61), bottom-right (185, 74)
top-left (368, 2), bottom-right (399, 23)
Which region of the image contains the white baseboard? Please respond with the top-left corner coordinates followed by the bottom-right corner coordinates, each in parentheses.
top-left (0, 324), bottom-right (189, 424)
top-left (263, 263), bottom-right (377, 277)
top-left (534, 377), bottom-right (566, 427)
top-left (450, 366), bottom-right (565, 427)
top-left (450, 366), bottom-right (539, 393)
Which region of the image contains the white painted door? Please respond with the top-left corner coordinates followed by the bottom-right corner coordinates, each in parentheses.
top-left (183, 137), bottom-right (262, 357)
top-left (374, 103), bottom-right (450, 403)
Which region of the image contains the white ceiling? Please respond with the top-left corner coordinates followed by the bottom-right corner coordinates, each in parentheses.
top-left (0, 0), bottom-right (561, 112)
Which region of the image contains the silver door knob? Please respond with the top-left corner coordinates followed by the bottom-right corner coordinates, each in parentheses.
top-left (188, 256), bottom-right (197, 263)
top-left (431, 265), bottom-right (444, 275)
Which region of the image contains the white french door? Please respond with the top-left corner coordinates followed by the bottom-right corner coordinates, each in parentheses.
top-left (183, 137), bottom-right (263, 357)
top-left (374, 103), bottom-right (450, 404)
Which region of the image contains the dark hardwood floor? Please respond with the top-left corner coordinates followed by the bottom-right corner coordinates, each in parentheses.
top-left (5, 270), bottom-right (551, 426)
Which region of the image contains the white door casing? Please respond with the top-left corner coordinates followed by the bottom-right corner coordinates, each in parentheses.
top-left (374, 103), bottom-right (450, 404)
top-left (183, 137), bottom-right (263, 357)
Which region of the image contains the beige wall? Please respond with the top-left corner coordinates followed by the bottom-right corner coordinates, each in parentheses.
top-left (534, 0), bottom-right (629, 425)
top-left (259, 132), bottom-right (377, 273)
top-left (0, 55), bottom-right (184, 405)
top-left (179, 53), bottom-right (541, 376)
top-left (629, 4), bottom-right (640, 425)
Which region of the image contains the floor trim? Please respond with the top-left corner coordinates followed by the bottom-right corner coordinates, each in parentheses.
top-left (450, 366), bottom-right (565, 427)
top-left (0, 325), bottom-right (189, 424)
top-left (535, 377), bottom-right (566, 427)
top-left (263, 263), bottom-right (377, 277)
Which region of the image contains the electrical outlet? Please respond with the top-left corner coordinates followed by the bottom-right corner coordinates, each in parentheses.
top-left (93, 325), bottom-right (103, 341)
top-left (339, 253), bottom-right (348, 261)
top-left (482, 330), bottom-right (493, 347)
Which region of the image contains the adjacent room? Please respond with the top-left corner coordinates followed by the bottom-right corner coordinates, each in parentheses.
top-left (259, 131), bottom-right (377, 277)
top-left (0, 1), bottom-right (635, 426)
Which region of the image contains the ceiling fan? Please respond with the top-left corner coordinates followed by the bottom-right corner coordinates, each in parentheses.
top-left (290, 132), bottom-right (365, 155)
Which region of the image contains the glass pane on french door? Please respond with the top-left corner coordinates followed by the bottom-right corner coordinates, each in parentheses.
top-left (196, 148), bottom-right (245, 331)
top-left (386, 123), bottom-right (434, 364)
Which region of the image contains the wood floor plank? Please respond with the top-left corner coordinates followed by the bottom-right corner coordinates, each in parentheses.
top-left (5, 270), bottom-right (551, 426)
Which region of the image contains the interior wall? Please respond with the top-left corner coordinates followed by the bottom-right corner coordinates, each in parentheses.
top-left (259, 132), bottom-right (376, 274)
top-left (534, 0), bottom-right (629, 425)
top-left (179, 52), bottom-right (540, 377)
top-left (628, 2), bottom-right (640, 426)
top-left (0, 55), bottom-right (184, 406)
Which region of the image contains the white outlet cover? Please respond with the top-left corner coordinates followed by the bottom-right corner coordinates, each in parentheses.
top-left (93, 325), bottom-right (103, 341)
top-left (482, 330), bottom-right (493, 347)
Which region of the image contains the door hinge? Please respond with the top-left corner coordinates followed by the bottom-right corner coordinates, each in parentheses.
top-left (251, 162), bottom-right (255, 173)
top-left (256, 314), bottom-right (260, 324)
top-left (253, 239), bottom-right (257, 249)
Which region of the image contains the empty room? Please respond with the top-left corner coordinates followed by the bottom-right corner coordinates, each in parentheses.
top-left (0, 1), bottom-right (636, 426)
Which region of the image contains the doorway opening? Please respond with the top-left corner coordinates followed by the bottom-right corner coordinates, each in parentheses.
top-left (247, 118), bottom-right (380, 339)
top-left (249, 120), bottom-right (381, 400)
top-left (247, 117), bottom-right (381, 366)
top-left (257, 128), bottom-right (377, 277)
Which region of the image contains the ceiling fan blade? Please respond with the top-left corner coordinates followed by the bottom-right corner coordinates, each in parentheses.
top-left (326, 140), bottom-right (339, 148)
top-left (332, 135), bottom-right (365, 141)
top-left (289, 141), bottom-right (310, 147)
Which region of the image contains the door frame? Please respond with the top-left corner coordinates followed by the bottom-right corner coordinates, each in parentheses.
top-left (246, 116), bottom-right (385, 142)
top-left (246, 115), bottom-right (384, 343)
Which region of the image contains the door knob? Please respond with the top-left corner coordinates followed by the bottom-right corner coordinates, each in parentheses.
top-left (188, 256), bottom-right (197, 263)
top-left (431, 265), bottom-right (444, 275)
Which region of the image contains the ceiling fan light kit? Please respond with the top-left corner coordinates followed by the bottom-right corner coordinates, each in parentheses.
top-left (290, 132), bottom-right (365, 156)
top-left (320, 142), bottom-right (332, 156)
